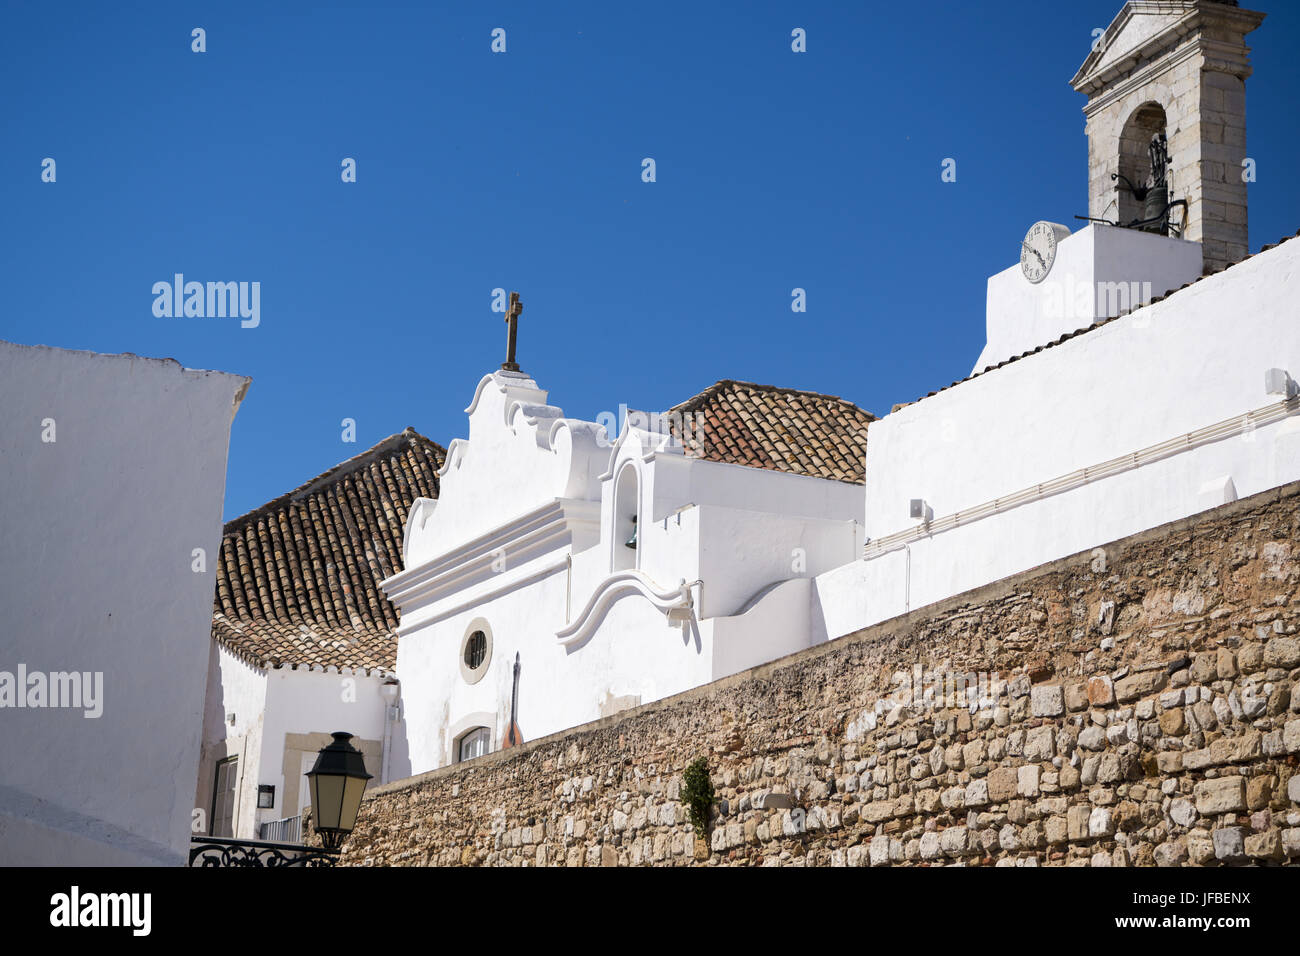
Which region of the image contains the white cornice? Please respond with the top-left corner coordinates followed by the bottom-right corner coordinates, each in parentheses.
top-left (382, 497), bottom-right (600, 614)
top-left (394, 556), bottom-right (571, 633)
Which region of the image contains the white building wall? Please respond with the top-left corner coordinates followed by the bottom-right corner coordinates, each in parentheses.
top-left (252, 668), bottom-right (395, 836)
top-left (199, 652), bottom-right (398, 840)
top-left (816, 234), bottom-right (1300, 639)
top-left (196, 642), bottom-right (267, 840)
top-left (0, 342), bottom-right (247, 866)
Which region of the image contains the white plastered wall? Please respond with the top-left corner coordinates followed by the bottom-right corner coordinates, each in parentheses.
top-left (816, 235), bottom-right (1300, 640)
top-left (0, 342), bottom-right (247, 865)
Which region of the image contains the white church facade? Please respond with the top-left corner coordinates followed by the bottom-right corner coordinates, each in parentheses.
top-left (384, 373), bottom-right (872, 773)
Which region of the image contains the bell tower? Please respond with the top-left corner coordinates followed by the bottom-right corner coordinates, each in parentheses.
top-left (1070, 1), bottom-right (1265, 275)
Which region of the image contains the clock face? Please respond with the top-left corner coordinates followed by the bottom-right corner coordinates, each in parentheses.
top-left (1021, 221), bottom-right (1062, 284)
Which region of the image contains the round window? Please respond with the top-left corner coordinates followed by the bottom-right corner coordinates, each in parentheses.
top-left (459, 621), bottom-right (492, 684)
top-left (464, 631), bottom-right (487, 670)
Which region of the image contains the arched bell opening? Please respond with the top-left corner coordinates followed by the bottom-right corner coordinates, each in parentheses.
top-left (612, 463), bottom-right (639, 572)
top-left (1115, 102), bottom-right (1175, 234)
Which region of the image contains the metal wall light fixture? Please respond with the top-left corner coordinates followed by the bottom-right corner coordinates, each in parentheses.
top-left (1265, 368), bottom-right (1295, 398)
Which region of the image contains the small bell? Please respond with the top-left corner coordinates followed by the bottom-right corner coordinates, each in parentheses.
top-left (624, 515), bottom-right (638, 550)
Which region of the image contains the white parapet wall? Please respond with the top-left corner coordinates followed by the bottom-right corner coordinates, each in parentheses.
top-left (0, 342), bottom-right (248, 865)
top-left (816, 234), bottom-right (1300, 640)
top-left (976, 224), bottom-right (1203, 375)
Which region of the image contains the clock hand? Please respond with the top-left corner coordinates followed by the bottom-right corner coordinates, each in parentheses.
top-left (1021, 241), bottom-right (1045, 269)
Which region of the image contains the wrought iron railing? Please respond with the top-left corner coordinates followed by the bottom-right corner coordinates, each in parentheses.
top-left (189, 835), bottom-right (338, 867)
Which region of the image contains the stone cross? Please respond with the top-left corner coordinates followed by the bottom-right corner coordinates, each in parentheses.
top-left (502, 291), bottom-right (523, 372)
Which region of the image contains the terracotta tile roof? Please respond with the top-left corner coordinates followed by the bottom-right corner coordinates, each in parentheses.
top-left (212, 427), bottom-right (445, 672)
top-left (893, 229), bottom-right (1300, 413)
top-left (669, 380), bottom-right (876, 484)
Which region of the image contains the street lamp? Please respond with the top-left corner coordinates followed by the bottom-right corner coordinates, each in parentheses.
top-left (305, 731), bottom-right (373, 851)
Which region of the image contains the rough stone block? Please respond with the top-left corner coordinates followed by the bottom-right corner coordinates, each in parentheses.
top-left (1018, 764), bottom-right (1041, 798)
top-left (1087, 676), bottom-right (1115, 706)
top-left (1031, 685), bottom-right (1065, 717)
top-left (1024, 726), bottom-right (1055, 761)
top-left (1284, 720), bottom-right (1300, 754)
top-left (1159, 707), bottom-right (1186, 736)
top-left (1065, 681), bottom-right (1089, 712)
top-left (1067, 805), bottom-right (1091, 841)
top-left (988, 767), bottom-right (1019, 803)
top-left (1210, 731), bottom-right (1261, 765)
top-left (1195, 777), bottom-right (1246, 815)
top-left (1244, 829), bottom-right (1283, 861)
top-left (1188, 832), bottom-right (1216, 865)
top-left (1089, 807), bottom-right (1114, 837)
top-left (1216, 649), bottom-right (1237, 679)
top-left (1212, 827), bottom-right (1245, 862)
top-left (1079, 725), bottom-right (1106, 751)
top-left (919, 831), bottom-right (941, 860)
top-left (940, 826), bottom-right (972, 857)
top-left (1156, 752), bottom-right (1183, 773)
top-left (1116, 670), bottom-right (1167, 703)
top-left (1154, 840), bottom-right (1188, 867)
top-left (1169, 797), bottom-right (1197, 828)
top-left (869, 834), bottom-right (890, 866)
top-left (1246, 776), bottom-right (1272, 811)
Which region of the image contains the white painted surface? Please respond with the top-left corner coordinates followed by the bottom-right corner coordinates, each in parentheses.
top-left (976, 224), bottom-right (1202, 374)
top-left (198, 649), bottom-right (400, 840)
top-left (387, 370), bottom-right (864, 774)
top-left (196, 641), bottom-right (267, 838)
top-left (815, 235), bottom-right (1300, 639)
top-left (255, 668), bottom-right (395, 831)
top-left (0, 341), bottom-right (247, 866)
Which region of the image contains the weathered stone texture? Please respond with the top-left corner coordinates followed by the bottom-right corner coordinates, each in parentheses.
top-left (341, 484), bottom-right (1300, 866)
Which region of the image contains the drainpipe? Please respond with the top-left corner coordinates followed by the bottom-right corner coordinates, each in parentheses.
top-left (379, 678), bottom-right (400, 784)
top-left (903, 543), bottom-right (911, 613)
top-left (863, 539), bottom-right (913, 616)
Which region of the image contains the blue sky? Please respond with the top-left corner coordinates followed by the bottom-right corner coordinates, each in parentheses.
top-left (4, 1), bottom-right (1298, 521)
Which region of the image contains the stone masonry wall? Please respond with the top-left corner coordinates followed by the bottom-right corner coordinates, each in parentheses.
top-left (342, 482), bottom-right (1300, 866)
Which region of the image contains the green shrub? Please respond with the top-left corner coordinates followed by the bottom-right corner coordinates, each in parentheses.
top-left (681, 756), bottom-right (716, 834)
